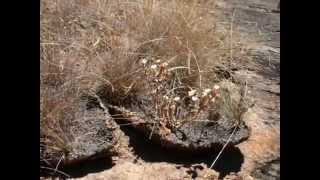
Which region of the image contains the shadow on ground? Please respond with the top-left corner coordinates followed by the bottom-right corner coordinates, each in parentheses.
top-left (63, 157), bottom-right (114, 178)
top-left (41, 156), bottom-right (114, 179)
top-left (119, 125), bottom-right (244, 179)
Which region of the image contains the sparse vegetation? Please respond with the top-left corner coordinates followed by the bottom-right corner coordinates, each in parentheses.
top-left (41, 0), bottom-right (249, 177)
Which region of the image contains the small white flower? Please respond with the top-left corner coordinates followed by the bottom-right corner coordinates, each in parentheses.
top-left (213, 85), bottom-right (220, 90)
top-left (150, 64), bottom-right (158, 69)
top-left (204, 88), bottom-right (212, 93)
top-left (188, 90), bottom-right (197, 97)
top-left (161, 62), bottom-right (169, 67)
top-left (156, 59), bottom-right (161, 63)
top-left (202, 88), bottom-right (212, 96)
top-left (173, 97), bottom-right (180, 102)
top-left (163, 95), bottom-right (169, 100)
top-left (141, 58), bottom-right (148, 64)
top-left (192, 96), bottom-right (199, 101)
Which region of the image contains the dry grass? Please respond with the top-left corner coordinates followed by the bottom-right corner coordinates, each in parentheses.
top-left (40, 0), bottom-right (248, 173)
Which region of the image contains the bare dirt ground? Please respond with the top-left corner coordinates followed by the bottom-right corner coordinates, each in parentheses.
top-left (53, 0), bottom-right (280, 179)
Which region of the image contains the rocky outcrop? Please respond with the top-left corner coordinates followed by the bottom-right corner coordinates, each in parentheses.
top-left (214, 0), bottom-right (280, 178)
top-left (40, 98), bottom-right (119, 168)
top-left (102, 81), bottom-right (251, 152)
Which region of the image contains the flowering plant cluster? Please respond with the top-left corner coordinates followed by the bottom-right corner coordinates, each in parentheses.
top-left (139, 58), bottom-right (221, 130)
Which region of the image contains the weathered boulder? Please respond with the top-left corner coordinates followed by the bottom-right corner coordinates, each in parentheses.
top-left (40, 98), bottom-right (119, 168)
top-left (102, 81), bottom-right (251, 152)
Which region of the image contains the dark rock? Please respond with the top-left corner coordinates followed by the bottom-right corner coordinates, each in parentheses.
top-left (163, 119), bottom-right (250, 151)
top-left (64, 108), bottom-right (116, 165)
top-left (110, 110), bottom-right (250, 152)
top-left (104, 81), bottom-right (251, 152)
top-left (41, 100), bottom-right (118, 168)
